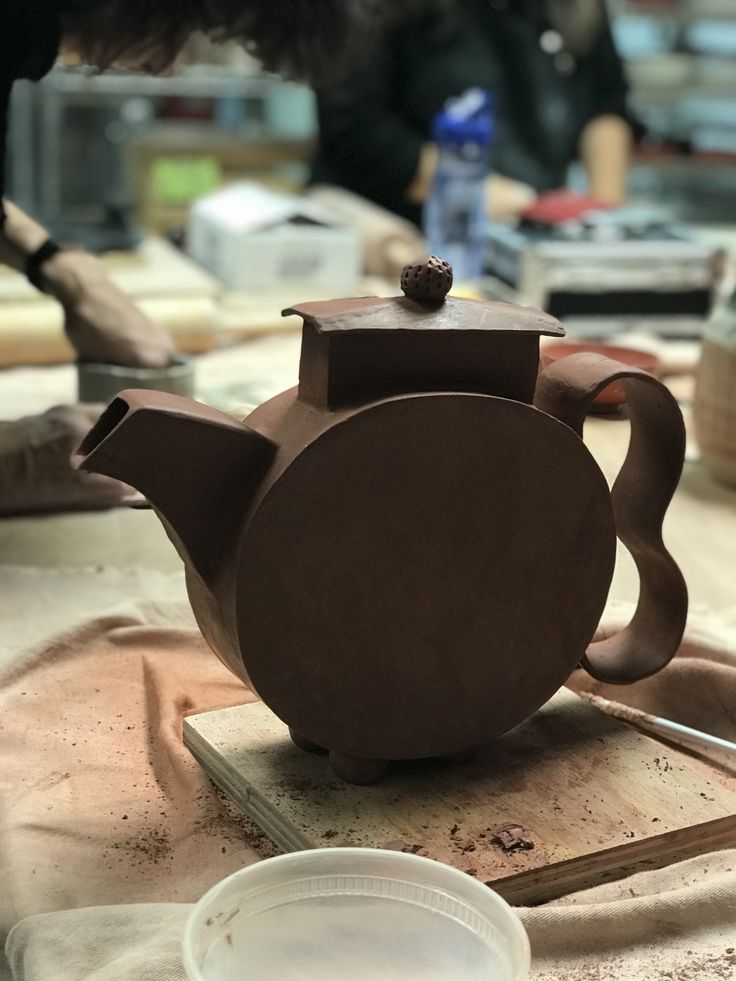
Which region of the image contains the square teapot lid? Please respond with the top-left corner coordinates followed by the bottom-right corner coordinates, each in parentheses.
top-left (283, 294), bottom-right (564, 337)
top-left (285, 257), bottom-right (564, 338)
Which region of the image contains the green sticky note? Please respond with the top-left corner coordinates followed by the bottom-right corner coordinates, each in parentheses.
top-left (151, 156), bottom-right (222, 204)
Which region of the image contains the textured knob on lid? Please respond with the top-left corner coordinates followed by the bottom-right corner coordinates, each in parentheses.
top-left (401, 256), bottom-right (453, 305)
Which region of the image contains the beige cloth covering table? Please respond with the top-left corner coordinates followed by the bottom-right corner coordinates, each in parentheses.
top-left (0, 571), bottom-right (734, 980)
top-left (6, 852), bottom-right (736, 981)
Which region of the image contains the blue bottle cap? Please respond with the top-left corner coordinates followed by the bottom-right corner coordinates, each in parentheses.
top-left (432, 88), bottom-right (494, 147)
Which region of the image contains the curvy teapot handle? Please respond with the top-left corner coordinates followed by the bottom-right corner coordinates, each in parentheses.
top-left (534, 353), bottom-right (688, 684)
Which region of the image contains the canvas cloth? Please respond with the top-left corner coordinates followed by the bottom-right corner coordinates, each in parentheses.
top-left (6, 850), bottom-right (736, 981)
top-left (1, 576), bottom-right (734, 980)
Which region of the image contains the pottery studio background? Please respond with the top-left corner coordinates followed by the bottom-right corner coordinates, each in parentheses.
top-left (1, 2), bottom-right (736, 981)
top-left (4, 0), bottom-right (736, 535)
top-left (4, 0), bottom-right (736, 408)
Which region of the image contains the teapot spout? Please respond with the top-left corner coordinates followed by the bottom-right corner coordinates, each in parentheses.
top-left (74, 390), bottom-right (276, 580)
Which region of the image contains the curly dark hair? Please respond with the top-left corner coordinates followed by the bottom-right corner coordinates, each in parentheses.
top-left (59, 0), bottom-right (390, 83)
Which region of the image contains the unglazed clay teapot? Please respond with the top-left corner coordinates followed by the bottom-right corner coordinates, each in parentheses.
top-left (76, 257), bottom-right (688, 784)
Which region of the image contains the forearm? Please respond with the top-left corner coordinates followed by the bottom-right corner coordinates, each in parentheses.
top-left (579, 114), bottom-right (632, 206)
top-left (407, 144), bottom-right (438, 205)
top-left (0, 200), bottom-right (50, 274)
top-left (0, 199), bottom-right (173, 367)
top-left (0, 199), bottom-right (104, 304)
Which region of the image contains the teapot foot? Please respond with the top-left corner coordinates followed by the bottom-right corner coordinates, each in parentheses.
top-left (328, 751), bottom-right (387, 785)
top-left (289, 728), bottom-right (326, 755)
top-left (439, 747), bottom-right (477, 764)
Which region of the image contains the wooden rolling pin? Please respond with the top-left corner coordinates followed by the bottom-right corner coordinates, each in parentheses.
top-left (305, 184), bottom-right (426, 279)
top-left (0, 295), bottom-right (218, 367)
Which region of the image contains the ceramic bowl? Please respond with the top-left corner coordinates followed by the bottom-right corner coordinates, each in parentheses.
top-left (77, 354), bottom-right (195, 405)
top-left (540, 341), bottom-right (661, 413)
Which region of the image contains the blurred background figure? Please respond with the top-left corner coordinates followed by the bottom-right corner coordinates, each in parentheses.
top-left (311, 0), bottom-right (635, 225)
top-left (1, 0), bottom-right (734, 516)
top-left (0, 0), bottom-right (381, 516)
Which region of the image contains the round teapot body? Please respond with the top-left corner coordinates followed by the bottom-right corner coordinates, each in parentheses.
top-left (220, 391), bottom-right (616, 762)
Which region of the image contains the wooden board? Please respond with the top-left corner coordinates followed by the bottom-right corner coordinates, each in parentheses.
top-left (184, 691), bottom-right (736, 906)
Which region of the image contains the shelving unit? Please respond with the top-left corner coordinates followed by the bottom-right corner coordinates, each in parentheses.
top-left (604, 0), bottom-right (736, 223)
top-left (7, 8), bottom-right (736, 239)
top-left (613, 0), bottom-right (736, 150)
top-left (8, 66), bottom-right (316, 241)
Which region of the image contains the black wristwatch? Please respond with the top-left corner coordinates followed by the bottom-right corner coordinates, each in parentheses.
top-left (26, 238), bottom-right (62, 293)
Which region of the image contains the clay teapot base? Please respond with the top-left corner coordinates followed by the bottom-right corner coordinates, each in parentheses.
top-left (289, 729), bottom-right (477, 784)
top-left (289, 729), bottom-right (386, 784)
top-left (237, 394), bottom-right (617, 768)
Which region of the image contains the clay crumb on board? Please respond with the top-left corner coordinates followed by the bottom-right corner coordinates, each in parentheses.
top-left (490, 823), bottom-right (535, 853)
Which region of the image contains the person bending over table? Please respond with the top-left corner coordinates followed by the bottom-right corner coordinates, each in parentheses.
top-left (311, 0), bottom-right (634, 226)
top-left (0, 0), bottom-right (380, 515)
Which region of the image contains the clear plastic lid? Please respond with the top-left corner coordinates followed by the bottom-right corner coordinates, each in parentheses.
top-left (184, 848), bottom-right (530, 981)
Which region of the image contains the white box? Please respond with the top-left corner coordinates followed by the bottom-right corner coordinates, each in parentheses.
top-left (188, 182), bottom-right (362, 292)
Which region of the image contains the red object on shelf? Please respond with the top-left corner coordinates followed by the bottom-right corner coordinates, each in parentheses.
top-left (521, 190), bottom-right (610, 226)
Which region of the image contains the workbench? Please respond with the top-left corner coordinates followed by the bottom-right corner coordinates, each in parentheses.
top-left (1, 331), bottom-right (732, 610)
top-left (0, 329), bottom-right (734, 981)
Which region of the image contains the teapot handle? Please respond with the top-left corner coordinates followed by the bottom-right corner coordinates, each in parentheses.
top-left (534, 352), bottom-right (688, 684)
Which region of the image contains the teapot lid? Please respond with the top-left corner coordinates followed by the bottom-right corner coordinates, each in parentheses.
top-left (283, 256), bottom-right (564, 338)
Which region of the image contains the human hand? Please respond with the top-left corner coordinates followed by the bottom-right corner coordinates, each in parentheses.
top-left (43, 251), bottom-right (176, 368)
top-left (485, 175), bottom-right (538, 223)
top-left (0, 405), bottom-right (134, 516)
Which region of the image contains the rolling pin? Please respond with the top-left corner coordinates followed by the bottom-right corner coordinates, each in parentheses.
top-left (0, 296), bottom-right (218, 368)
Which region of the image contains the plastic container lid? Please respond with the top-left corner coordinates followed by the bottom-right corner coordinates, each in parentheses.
top-left (184, 848), bottom-right (530, 981)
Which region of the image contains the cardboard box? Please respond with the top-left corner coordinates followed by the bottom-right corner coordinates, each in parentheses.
top-left (188, 182), bottom-right (362, 292)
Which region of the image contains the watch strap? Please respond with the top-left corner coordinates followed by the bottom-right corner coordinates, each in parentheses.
top-left (26, 238), bottom-right (62, 293)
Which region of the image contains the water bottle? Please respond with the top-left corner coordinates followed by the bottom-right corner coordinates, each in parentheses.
top-left (423, 89), bottom-right (494, 282)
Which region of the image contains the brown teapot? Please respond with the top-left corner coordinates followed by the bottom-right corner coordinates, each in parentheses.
top-left (76, 257), bottom-right (688, 784)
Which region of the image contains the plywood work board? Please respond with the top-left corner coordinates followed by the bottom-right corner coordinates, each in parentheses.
top-left (184, 692), bottom-right (736, 906)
